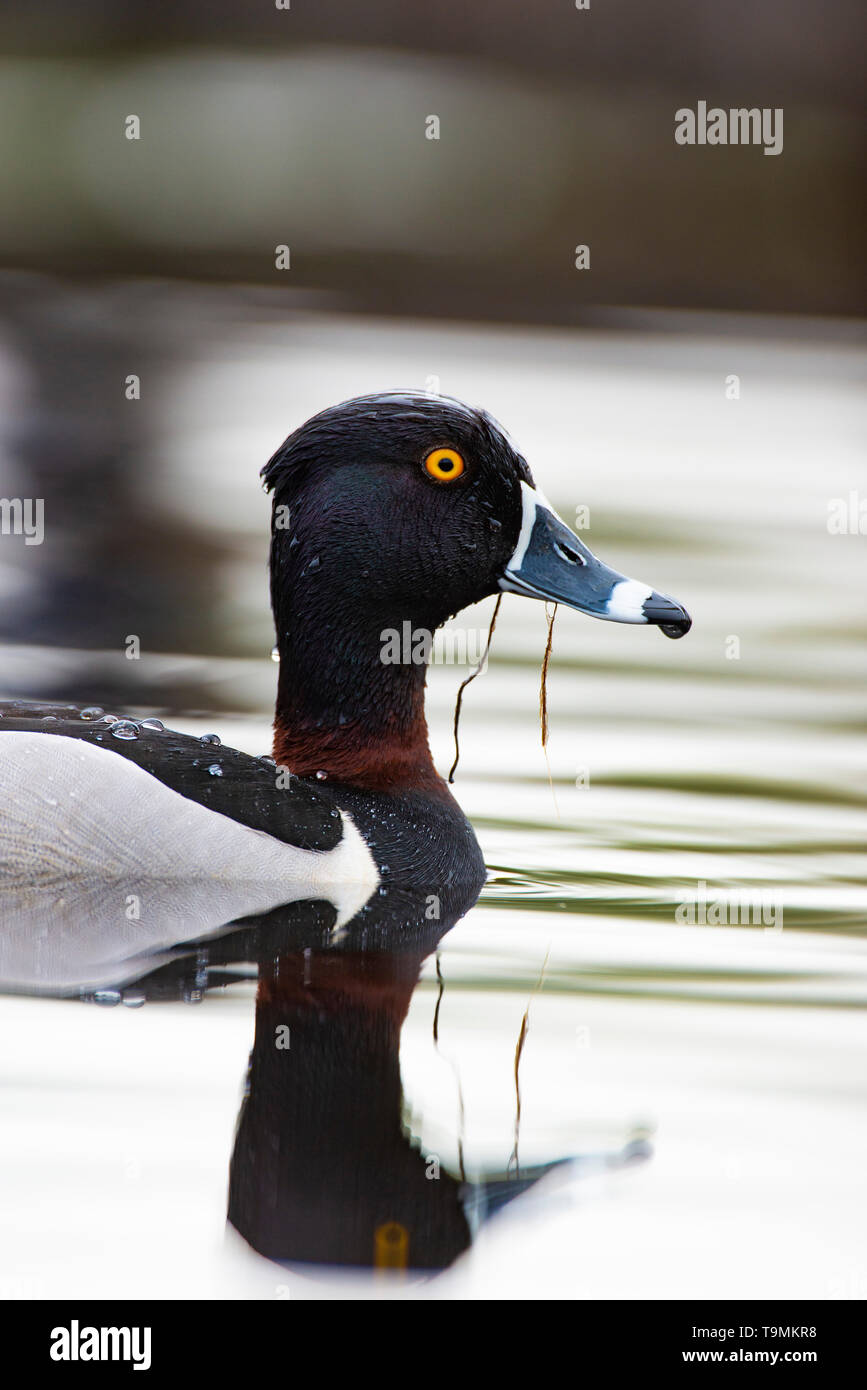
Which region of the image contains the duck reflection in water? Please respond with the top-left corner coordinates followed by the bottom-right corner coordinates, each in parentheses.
top-left (225, 875), bottom-right (617, 1274)
top-left (230, 935), bottom-right (485, 1272)
top-left (0, 854), bottom-right (628, 1274)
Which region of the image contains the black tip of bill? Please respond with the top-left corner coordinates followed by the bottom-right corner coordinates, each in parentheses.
top-left (641, 593), bottom-right (692, 639)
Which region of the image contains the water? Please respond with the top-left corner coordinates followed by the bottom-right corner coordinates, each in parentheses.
top-left (0, 313), bottom-right (865, 1298)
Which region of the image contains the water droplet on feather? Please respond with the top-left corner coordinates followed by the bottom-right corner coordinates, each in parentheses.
top-left (93, 990), bottom-right (122, 1007)
top-left (111, 721), bottom-right (140, 741)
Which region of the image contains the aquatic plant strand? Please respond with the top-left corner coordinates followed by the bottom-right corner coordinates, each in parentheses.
top-left (448, 594), bottom-right (502, 783)
top-left (540, 602), bottom-right (558, 747)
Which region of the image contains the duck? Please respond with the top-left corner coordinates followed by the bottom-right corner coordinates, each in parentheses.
top-left (0, 392), bottom-right (691, 972)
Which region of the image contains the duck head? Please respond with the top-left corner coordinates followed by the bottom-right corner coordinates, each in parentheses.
top-left (263, 393), bottom-right (690, 793)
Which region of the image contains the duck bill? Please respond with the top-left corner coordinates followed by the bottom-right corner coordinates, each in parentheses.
top-left (499, 482), bottom-right (691, 638)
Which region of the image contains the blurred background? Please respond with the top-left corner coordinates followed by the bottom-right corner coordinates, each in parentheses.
top-left (1, 1), bottom-right (866, 1300)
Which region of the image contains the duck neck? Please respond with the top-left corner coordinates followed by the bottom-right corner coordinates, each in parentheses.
top-left (272, 615), bottom-right (444, 795)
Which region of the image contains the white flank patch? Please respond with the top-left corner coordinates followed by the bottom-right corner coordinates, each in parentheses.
top-left (0, 733), bottom-right (378, 992)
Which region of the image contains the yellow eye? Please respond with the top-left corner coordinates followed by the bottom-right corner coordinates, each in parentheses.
top-left (423, 447), bottom-right (465, 483)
